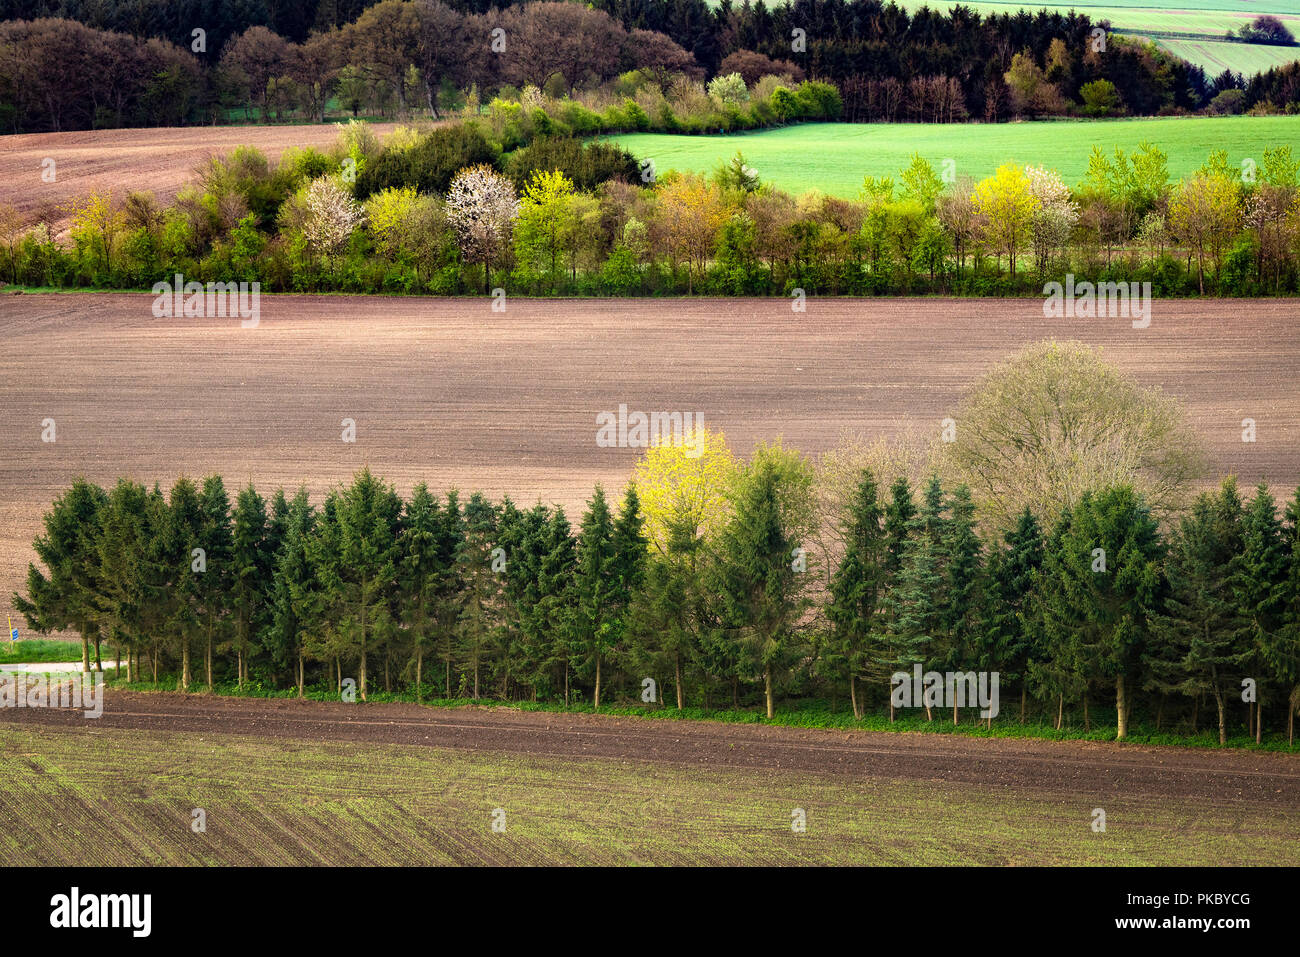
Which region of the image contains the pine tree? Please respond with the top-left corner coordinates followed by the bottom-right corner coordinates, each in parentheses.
top-left (1282, 486), bottom-right (1300, 745)
top-left (397, 483), bottom-right (444, 700)
top-left (269, 488), bottom-right (316, 697)
top-left (573, 486), bottom-right (618, 707)
top-left (455, 492), bottom-right (502, 699)
top-left (938, 483), bottom-right (984, 724)
top-left (1231, 483), bottom-right (1292, 743)
top-left (13, 478), bottom-right (106, 674)
top-left (310, 469), bottom-right (402, 701)
top-left (711, 455), bottom-right (808, 719)
top-left (979, 508), bottom-right (1044, 723)
top-left (826, 468), bottom-right (885, 719)
top-left (1036, 486), bottom-right (1162, 739)
top-left (880, 476), bottom-right (947, 720)
top-left (229, 484), bottom-right (270, 689)
top-left (162, 478), bottom-right (205, 692)
top-left (197, 475), bottom-right (233, 690)
top-left (1147, 481), bottom-right (1248, 745)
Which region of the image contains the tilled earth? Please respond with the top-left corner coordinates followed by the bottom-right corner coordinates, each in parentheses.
top-left (0, 124), bottom-right (399, 236)
top-left (2, 294), bottom-right (1298, 630)
top-left (3, 690), bottom-right (1298, 809)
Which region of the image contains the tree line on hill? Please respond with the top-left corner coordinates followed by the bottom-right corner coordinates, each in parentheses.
top-left (7, 118), bottom-right (1299, 297)
top-left (7, 0), bottom-right (1296, 133)
top-left (16, 451), bottom-right (1300, 745)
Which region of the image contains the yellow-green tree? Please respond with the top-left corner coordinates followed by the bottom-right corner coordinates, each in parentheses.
top-left (365, 185), bottom-right (419, 259)
top-left (631, 425), bottom-right (738, 556)
top-left (1168, 172), bottom-right (1241, 294)
top-left (972, 164), bottom-right (1037, 277)
top-left (515, 168), bottom-right (575, 287)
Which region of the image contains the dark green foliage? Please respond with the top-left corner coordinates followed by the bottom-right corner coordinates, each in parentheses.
top-left (504, 137), bottom-right (639, 192)
top-left (355, 123), bottom-right (499, 198)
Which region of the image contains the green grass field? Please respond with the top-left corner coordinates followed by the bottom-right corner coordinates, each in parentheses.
top-left (0, 639), bottom-right (82, 664)
top-left (3, 724), bottom-right (1295, 865)
top-left (723, 0), bottom-right (1300, 75)
top-left (605, 116), bottom-right (1300, 198)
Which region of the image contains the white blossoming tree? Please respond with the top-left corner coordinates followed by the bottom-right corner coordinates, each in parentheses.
top-left (1025, 164), bottom-right (1079, 274)
top-left (303, 175), bottom-right (365, 273)
top-left (444, 165), bottom-right (521, 295)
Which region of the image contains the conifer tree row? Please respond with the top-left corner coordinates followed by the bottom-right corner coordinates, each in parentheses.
top-left (15, 465), bottom-right (1300, 744)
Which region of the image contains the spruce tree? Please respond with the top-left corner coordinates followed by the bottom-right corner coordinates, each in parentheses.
top-left (1036, 486), bottom-right (1162, 739)
top-left (938, 483), bottom-right (984, 724)
top-left (980, 508), bottom-right (1044, 724)
top-left (455, 492), bottom-right (502, 699)
top-left (14, 478), bottom-right (106, 673)
top-left (826, 468), bottom-right (885, 719)
top-left (1231, 483), bottom-right (1292, 742)
top-left (269, 488), bottom-right (316, 697)
top-left (397, 483), bottom-right (445, 699)
top-left (229, 484), bottom-right (269, 689)
top-left (1147, 481), bottom-right (1248, 744)
top-left (197, 475), bottom-right (233, 690)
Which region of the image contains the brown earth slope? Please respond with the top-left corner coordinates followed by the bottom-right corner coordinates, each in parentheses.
top-left (1, 294), bottom-right (1296, 628)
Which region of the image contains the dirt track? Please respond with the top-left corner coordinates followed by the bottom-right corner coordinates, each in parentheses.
top-left (0, 124), bottom-right (398, 235)
top-left (2, 294), bottom-right (1298, 627)
top-left (3, 690), bottom-right (1298, 808)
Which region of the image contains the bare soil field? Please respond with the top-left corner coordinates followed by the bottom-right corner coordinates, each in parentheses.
top-left (1, 293), bottom-right (1297, 629)
top-left (0, 124), bottom-right (398, 235)
top-left (5, 690), bottom-right (1299, 807)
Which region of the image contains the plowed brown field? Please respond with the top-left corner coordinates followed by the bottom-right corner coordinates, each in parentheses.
top-left (1, 293), bottom-right (1297, 629)
top-left (0, 124), bottom-right (398, 235)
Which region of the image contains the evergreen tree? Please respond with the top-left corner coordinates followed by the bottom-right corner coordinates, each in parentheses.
top-left (938, 483), bottom-right (984, 724)
top-left (269, 488), bottom-right (316, 697)
top-left (1028, 507), bottom-right (1089, 730)
top-left (573, 485), bottom-right (617, 707)
top-left (455, 492), bottom-right (503, 699)
top-left (197, 475), bottom-right (233, 690)
top-left (1147, 481), bottom-right (1248, 744)
top-left (13, 478), bottom-right (106, 673)
top-left (880, 476), bottom-right (947, 720)
top-left (162, 478), bottom-right (205, 692)
top-left (979, 508), bottom-right (1044, 723)
top-left (826, 468), bottom-right (885, 719)
top-left (397, 483), bottom-right (444, 699)
top-left (1231, 483), bottom-right (1293, 742)
top-left (229, 484), bottom-right (270, 689)
top-left (310, 469), bottom-right (402, 700)
top-left (711, 455), bottom-right (809, 719)
top-left (1282, 486), bottom-right (1300, 745)
top-left (1036, 486), bottom-right (1162, 739)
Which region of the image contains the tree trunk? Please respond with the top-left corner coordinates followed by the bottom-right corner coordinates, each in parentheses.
top-left (115, 647), bottom-right (121, 679)
top-left (335, 657), bottom-right (341, 695)
top-left (1115, 674), bottom-right (1127, 740)
top-left (594, 654), bottom-right (602, 710)
top-left (1256, 701), bottom-right (1263, 745)
top-left (416, 651), bottom-right (423, 702)
top-left (297, 653), bottom-right (304, 699)
top-left (1215, 692), bottom-right (1226, 746)
top-left (93, 637), bottom-right (102, 671)
top-left (850, 674), bottom-right (861, 720)
top-left (206, 631), bottom-right (213, 691)
top-left (181, 640), bottom-right (191, 692)
top-left (953, 698), bottom-right (958, 726)
top-left (446, 658), bottom-right (451, 698)
top-left (674, 652), bottom-right (683, 710)
top-left (359, 642), bottom-right (367, 701)
top-left (1056, 693), bottom-right (1063, 731)
top-left (237, 650), bottom-right (244, 690)
top-left (1083, 693), bottom-right (1090, 732)
top-left (764, 665), bottom-right (773, 720)
top-left (1019, 684), bottom-right (1026, 724)
top-left (81, 637), bottom-right (89, 673)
